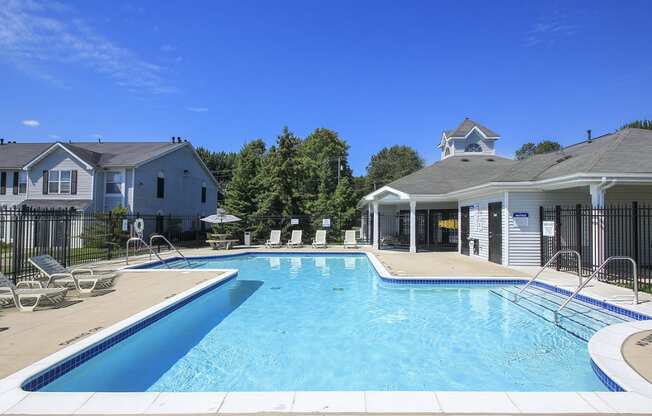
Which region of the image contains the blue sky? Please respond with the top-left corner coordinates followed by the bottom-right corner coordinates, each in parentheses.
top-left (1, 0), bottom-right (651, 175)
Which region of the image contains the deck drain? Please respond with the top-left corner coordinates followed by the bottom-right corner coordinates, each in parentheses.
top-left (0, 327), bottom-right (8, 333)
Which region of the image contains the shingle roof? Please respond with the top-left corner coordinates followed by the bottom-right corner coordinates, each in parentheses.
top-left (0, 141), bottom-right (187, 169)
top-left (386, 128), bottom-right (652, 196)
top-left (386, 155), bottom-right (516, 195)
top-left (0, 143), bottom-right (51, 168)
top-left (445, 118), bottom-right (500, 139)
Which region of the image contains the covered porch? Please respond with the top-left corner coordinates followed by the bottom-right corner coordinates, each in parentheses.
top-left (359, 187), bottom-right (459, 253)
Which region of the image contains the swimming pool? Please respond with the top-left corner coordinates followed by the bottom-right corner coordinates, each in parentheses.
top-left (29, 253), bottom-right (629, 392)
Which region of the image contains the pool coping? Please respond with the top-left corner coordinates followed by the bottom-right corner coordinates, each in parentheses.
top-left (1, 251), bottom-right (652, 415)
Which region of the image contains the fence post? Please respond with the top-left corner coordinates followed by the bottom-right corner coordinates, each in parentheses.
top-left (575, 204), bottom-right (582, 275)
top-left (11, 209), bottom-right (20, 283)
top-left (555, 205), bottom-right (561, 271)
top-left (107, 211), bottom-right (113, 260)
top-left (632, 201), bottom-right (639, 286)
top-left (63, 208), bottom-right (70, 267)
top-left (539, 206), bottom-right (544, 267)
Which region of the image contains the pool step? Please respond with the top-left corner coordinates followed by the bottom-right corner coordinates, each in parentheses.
top-left (490, 285), bottom-right (630, 341)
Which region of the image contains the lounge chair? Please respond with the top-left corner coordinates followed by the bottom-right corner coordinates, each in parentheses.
top-left (265, 230), bottom-right (282, 248)
top-left (0, 273), bottom-right (68, 312)
top-left (344, 230), bottom-right (358, 248)
top-left (312, 230), bottom-right (328, 248)
top-left (29, 255), bottom-right (117, 295)
top-left (287, 230), bottom-right (303, 248)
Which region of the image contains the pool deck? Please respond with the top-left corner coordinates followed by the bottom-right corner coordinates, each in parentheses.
top-left (2, 247), bottom-right (652, 415)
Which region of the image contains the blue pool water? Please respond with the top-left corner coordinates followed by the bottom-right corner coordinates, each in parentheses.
top-left (40, 254), bottom-right (610, 392)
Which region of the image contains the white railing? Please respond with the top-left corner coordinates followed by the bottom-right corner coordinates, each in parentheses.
top-left (126, 237), bottom-right (168, 268)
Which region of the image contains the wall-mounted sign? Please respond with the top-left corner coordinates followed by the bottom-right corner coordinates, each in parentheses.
top-left (542, 221), bottom-right (555, 237)
top-left (291, 218), bottom-right (299, 225)
top-left (472, 203), bottom-right (480, 232)
top-left (322, 218), bottom-right (331, 227)
top-left (513, 212), bottom-right (529, 227)
top-left (122, 219), bottom-right (129, 232)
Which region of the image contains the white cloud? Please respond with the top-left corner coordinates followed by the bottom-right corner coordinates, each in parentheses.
top-left (22, 119), bottom-right (40, 127)
top-left (524, 12), bottom-right (578, 47)
top-left (186, 107), bottom-right (209, 113)
top-left (0, 0), bottom-right (176, 94)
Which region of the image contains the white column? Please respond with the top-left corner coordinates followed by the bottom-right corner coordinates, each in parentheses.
top-left (373, 202), bottom-right (379, 250)
top-left (409, 200), bottom-right (417, 253)
top-left (590, 184), bottom-right (605, 269)
top-left (368, 204), bottom-right (372, 244)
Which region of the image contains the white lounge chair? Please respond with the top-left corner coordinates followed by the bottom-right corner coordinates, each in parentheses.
top-left (287, 230), bottom-right (303, 248)
top-left (29, 255), bottom-right (117, 295)
top-left (0, 273), bottom-right (68, 312)
top-left (344, 230), bottom-right (358, 248)
top-left (265, 230), bottom-right (282, 248)
top-left (312, 230), bottom-right (328, 248)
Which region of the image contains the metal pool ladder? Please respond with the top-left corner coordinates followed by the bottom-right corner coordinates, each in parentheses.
top-left (516, 250), bottom-right (583, 301)
top-left (149, 234), bottom-right (191, 266)
top-left (556, 256), bottom-right (639, 319)
top-left (126, 237), bottom-right (169, 267)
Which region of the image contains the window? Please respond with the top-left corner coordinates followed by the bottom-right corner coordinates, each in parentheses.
top-left (201, 183), bottom-right (207, 203)
top-left (105, 171), bottom-right (123, 195)
top-left (48, 170), bottom-right (72, 194)
top-left (18, 171), bottom-right (27, 194)
top-left (465, 143), bottom-right (482, 152)
top-left (157, 173), bottom-right (165, 199)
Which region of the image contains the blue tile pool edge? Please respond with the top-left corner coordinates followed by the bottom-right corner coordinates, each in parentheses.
top-left (20, 272), bottom-right (238, 392)
top-left (22, 251), bottom-right (649, 393)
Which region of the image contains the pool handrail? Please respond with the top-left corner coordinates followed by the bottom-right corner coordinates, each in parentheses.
top-left (516, 249), bottom-right (582, 300)
top-left (149, 234), bottom-right (190, 266)
top-left (557, 256), bottom-right (639, 316)
top-left (126, 237), bottom-right (169, 267)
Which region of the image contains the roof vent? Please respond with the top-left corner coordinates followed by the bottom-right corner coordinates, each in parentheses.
top-left (0, 138), bottom-right (4, 145)
top-left (461, 158), bottom-right (470, 162)
top-left (555, 155), bottom-right (572, 164)
top-left (486, 158), bottom-right (495, 162)
top-left (587, 129), bottom-right (592, 143)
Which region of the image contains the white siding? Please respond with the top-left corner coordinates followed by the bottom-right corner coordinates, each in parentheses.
top-left (0, 169), bottom-right (28, 206)
top-left (29, 148), bottom-right (93, 200)
top-left (459, 192), bottom-right (505, 262)
top-left (507, 189), bottom-right (590, 266)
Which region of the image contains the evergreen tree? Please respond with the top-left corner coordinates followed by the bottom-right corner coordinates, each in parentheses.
top-left (222, 139), bottom-right (266, 238)
top-left (253, 127), bottom-right (304, 239)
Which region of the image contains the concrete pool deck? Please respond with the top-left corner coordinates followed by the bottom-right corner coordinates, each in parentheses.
top-left (2, 248), bottom-right (652, 415)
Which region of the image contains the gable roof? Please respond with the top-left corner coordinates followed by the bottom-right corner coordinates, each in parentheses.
top-left (445, 118), bottom-right (500, 139)
top-left (0, 141), bottom-right (189, 169)
top-left (386, 155), bottom-right (516, 195)
top-left (378, 128), bottom-right (652, 198)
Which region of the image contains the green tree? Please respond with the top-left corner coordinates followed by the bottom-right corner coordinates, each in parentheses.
top-left (253, 127), bottom-right (304, 239)
top-left (366, 145), bottom-right (424, 192)
top-left (331, 177), bottom-right (359, 238)
top-left (196, 147), bottom-right (237, 200)
top-left (515, 140), bottom-right (562, 160)
top-left (222, 139), bottom-right (266, 238)
top-left (621, 120), bottom-right (652, 130)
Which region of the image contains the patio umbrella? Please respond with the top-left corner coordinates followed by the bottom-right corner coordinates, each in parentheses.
top-left (200, 209), bottom-right (241, 233)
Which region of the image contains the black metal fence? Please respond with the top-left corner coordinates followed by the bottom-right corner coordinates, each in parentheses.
top-left (540, 203), bottom-right (652, 293)
top-left (0, 207), bottom-right (207, 283)
top-left (1, 207), bottom-right (367, 282)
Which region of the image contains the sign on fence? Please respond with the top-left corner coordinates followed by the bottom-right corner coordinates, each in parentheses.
top-left (542, 220), bottom-right (555, 237)
top-left (291, 218), bottom-right (299, 225)
top-left (322, 218), bottom-right (331, 228)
